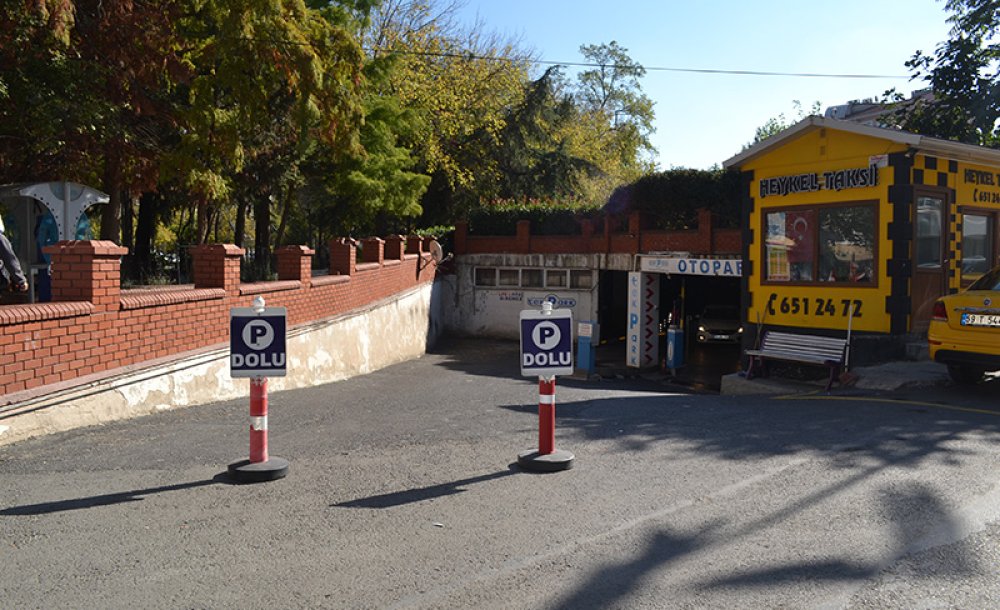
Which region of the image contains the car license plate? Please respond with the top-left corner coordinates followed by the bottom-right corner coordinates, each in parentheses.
top-left (960, 313), bottom-right (1000, 327)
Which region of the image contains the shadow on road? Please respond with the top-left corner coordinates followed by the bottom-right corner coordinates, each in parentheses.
top-left (0, 473), bottom-right (234, 516)
top-left (333, 467), bottom-right (520, 509)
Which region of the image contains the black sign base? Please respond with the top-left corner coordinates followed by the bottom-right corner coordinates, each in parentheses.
top-left (227, 457), bottom-right (289, 483)
top-left (516, 449), bottom-right (574, 472)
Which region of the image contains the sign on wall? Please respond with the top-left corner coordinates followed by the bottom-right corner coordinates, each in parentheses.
top-left (641, 256), bottom-right (743, 277)
top-left (520, 308), bottom-right (574, 376)
top-left (627, 272), bottom-right (659, 369)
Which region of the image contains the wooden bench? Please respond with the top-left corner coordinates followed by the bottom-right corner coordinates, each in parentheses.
top-left (745, 331), bottom-right (850, 390)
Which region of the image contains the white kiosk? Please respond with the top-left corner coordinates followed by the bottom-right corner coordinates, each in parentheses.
top-left (0, 182), bottom-right (109, 302)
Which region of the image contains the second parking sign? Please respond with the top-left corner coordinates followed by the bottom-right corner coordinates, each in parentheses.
top-left (520, 307), bottom-right (573, 377)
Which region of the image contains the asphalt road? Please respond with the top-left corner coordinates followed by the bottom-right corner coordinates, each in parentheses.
top-left (3, 337), bottom-right (1000, 609)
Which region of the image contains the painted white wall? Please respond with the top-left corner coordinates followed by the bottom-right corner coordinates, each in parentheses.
top-left (442, 253), bottom-right (634, 340)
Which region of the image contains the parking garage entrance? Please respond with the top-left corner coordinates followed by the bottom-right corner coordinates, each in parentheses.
top-left (630, 255), bottom-right (743, 388)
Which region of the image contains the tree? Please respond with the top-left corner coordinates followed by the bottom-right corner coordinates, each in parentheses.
top-left (894, 0), bottom-right (1000, 146)
top-left (575, 41), bottom-right (656, 168)
top-left (749, 100), bottom-right (822, 146)
top-left (291, 54), bottom-right (431, 241)
top-left (0, 0), bottom-right (187, 243)
top-left (364, 0), bottom-right (531, 224)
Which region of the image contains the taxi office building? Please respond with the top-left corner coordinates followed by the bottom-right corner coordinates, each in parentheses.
top-left (725, 116), bottom-right (1000, 364)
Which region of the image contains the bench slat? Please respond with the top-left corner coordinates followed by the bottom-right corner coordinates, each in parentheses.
top-left (750, 330), bottom-right (848, 367)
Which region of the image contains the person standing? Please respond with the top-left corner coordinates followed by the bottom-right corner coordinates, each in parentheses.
top-left (0, 213), bottom-right (28, 292)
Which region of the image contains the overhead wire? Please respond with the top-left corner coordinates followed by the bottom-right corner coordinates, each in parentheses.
top-left (364, 47), bottom-right (912, 80)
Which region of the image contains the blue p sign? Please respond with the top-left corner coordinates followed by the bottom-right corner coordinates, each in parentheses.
top-left (231, 307), bottom-right (287, 378)
top-left (520, 308), bottom-right (573, 377)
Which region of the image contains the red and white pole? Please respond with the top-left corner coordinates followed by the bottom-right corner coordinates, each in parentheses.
top-left (249, 377), bottom-right (268, 463)
top-left (518, 374), bottom-right (574, 472)
top-left (538, 376), bottom-right (556, 455)
top-left (228, 295), bottom-right (289, 483)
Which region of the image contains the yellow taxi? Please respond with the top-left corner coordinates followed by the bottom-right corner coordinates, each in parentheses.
top-left (928, 264), bottom-right (1000, 384)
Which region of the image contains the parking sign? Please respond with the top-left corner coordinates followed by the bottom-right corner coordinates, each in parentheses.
top-left (230, 307), bottom-right (287, 377)
top-left (520, 308), bottom-right (573, 376)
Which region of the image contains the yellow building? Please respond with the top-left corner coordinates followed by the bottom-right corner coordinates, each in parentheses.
top-left (724, 116), bottom-right (1000, 363)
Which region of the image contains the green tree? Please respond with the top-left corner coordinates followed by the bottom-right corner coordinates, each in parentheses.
top-left (894, 0), bottom-right (1000, 145)
top-left (575, 41), bottom-right (656, 169)
top-left (364, 0), bottom-right (530, 224)
top-left (292, 54), bottom-right (431, 241)
top-left (749, 100), bottom-right (822, 146)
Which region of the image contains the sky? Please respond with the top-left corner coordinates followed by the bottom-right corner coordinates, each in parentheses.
top-left (455, 0), bottom-right (954, 170)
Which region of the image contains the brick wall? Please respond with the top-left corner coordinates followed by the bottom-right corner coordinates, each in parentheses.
top-left (0, 238), bottom-right (437, 399)
top-left (455, 209), bottom-right (741, 256)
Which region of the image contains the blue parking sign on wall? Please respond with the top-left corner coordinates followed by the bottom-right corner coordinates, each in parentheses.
top-left (520, 307), bottom-right (573, 377)
top-left (230, 307), bottom-right (288, 378)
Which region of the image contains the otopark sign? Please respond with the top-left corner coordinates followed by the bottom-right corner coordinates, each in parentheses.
top-left (517, 302), bottom-right (575, 472)
top-left (228, 297), bottom-right (289, 483)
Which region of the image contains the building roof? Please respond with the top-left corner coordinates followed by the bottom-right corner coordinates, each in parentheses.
top-left (723, 115), bottom-right (1000, 169)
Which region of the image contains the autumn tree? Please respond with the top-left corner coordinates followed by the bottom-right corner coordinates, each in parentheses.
top-left (364, 0), bottom-right (530, 224)
top-left (0, 0), bottom-right (186, 244)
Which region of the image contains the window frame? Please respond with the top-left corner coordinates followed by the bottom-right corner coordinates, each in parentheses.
top-left (958, 206), bottom-right (1000, 287)
top-left (760, 200), bottom-right (880, 288)
top-left (473, 267), bottom-right (497, 287)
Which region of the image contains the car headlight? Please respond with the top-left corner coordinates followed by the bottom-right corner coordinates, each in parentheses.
top-left (698, 325), bottom-right (706, 332)
top-left (738, 327), bottom-right (744, 333)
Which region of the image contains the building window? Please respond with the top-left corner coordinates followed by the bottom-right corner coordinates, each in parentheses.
top-left (498, 269), bottom-right (520, 287)
top-left (764, 202), bottom-right (876, 285)
top-left (570, 270), bottom-right (593, 289)
top-left (522, 268), bottom-right (543, 287)
top-left (546, 269), bottom-right (568, 288)
top-left (915, 196), bottom-right (943, 268)
top-left (474, 267), bottom-right (497, 287)
top-left (962, 213), bottom-right (994, 283)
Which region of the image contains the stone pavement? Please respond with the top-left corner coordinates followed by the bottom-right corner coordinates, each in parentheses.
top-left (720, 359), bottom-right (952, 395)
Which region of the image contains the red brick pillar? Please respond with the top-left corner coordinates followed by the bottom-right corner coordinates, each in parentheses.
top-left (276, 245), bottom-right (314, 285)
top-left (330, 238), bottom-right (356, 275)
top-left (384, 235), bottom-right (405, 260)
top-left (190, 244), bottom-right (244, 297)
top-left (361, 237), bottom-right (384, 265)
top-left (628, 211), bottom-right (641, 235)
top-left (697, 208), bottom-right (714, 252)
top-left (628, 211), bottom-right (641, 254)
top-left (45, 240), bottom-right (128, 312)
top-left (407, 235), bottom-right (425, 255)
top-left (453, 221), bottom-right (467, 254)
top-left (516, 220), bottom-right (531, 252)
top-left (580, 218), bottom-right (594, 252)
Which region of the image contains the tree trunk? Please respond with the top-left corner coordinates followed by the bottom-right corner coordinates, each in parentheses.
top-left (196, 200), bottom-right (209, 244)
top-left (121, 194), bottom-right (135, 251)
top-left (253, 195), bottom-right (271, 280)
top-left (273, 189), bottom-right (294, 249)
top-left (100, 146), bottom-right (124, 243)
top-left (234, 199), bottom-right (248, 248)
top-left (133, 192), bottom-right (158, 283)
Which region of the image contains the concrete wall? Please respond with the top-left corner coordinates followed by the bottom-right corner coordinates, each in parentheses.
top-left (0, 282), bottom-right (443, 447)
top-left (441, 252), bottom-right (633, 340)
